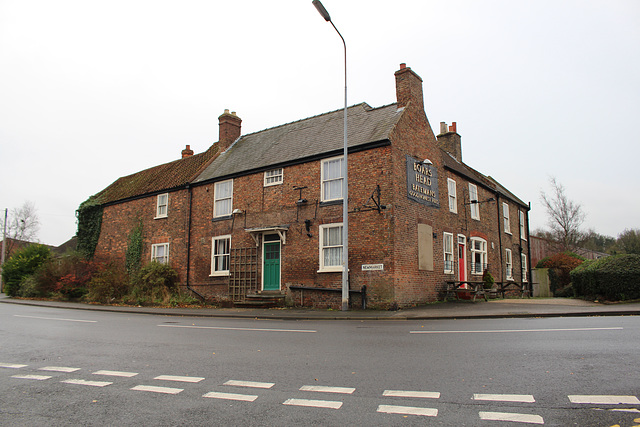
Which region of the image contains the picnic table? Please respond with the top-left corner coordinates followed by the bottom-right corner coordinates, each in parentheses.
top-left (494, 281), bottom-right (530, 298)
top-left (445, 281), bottom-right (488, 302)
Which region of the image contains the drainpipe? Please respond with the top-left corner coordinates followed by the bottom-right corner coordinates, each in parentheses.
top-left (526, 202), bottom-right (533, 296)
top-left (185, 184), bottom-right (205, 301)
top-left (496, 193), bottom-right (504, 283)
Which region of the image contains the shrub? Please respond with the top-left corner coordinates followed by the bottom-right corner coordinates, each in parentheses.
top-left (34, 252), bottom-right (98, 300)
top-left (85, 263), bottom-right (130, 304)
top-left (1, 244), bottom-right (51, 297)
top-left (536, 252), bottom-right (585, 295)
top-left (571, 254), bottom-right (640, 301)
top-left (129, 262), bottom-right (179, 305)
top-left (482, 270), bottom-right (495, 289)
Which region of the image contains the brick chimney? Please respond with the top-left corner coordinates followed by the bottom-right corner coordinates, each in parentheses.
top-left (218, 109), bottom-right (242, 152)
top-left (394, 63), bottom-right (424, 111)
top-left (437, 121), bottom-right (462, 162)
top-left (181, 144), bottom-right (194, 159)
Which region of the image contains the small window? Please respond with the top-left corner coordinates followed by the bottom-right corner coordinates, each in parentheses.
top-left (505, 248), bottom-right (513, 280)
top-left (156, 193), bottom-right (168, 218)
top-left (151, 243), bottom-right (169, 264)
top-left (447, 178), bottom-right (457, 213)
top-left (321, 156), bottom-right (344, 202)
top-left (519, 210), bottom-right (527, 240)
top-left (443, 232), bottom-right (454, 274)
top-left (469, 183), bottom-right (479, 220)
top-left (503, 202), bottom-right (511, 234)
top-left (214, 180), bottom-right (233, 218)
top-left (521, 253), bottom-right (528, 282)
top-left (211, 235), bottom-right (231, 276)
top-left (264, 168), bottom-right (283, 186)
top-left (470, 237), bottom-right (487, 275)
top-left (319, 223), bottom-right (343, 272)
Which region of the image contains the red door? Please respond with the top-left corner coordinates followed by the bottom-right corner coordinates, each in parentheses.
top-left (458, 235), bottom-right (467, 285)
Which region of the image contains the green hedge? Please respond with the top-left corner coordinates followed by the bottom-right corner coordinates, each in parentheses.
top-left (1, 244), bottom-right (51, 297)
top-left (571, 254), bottom-right (640, 300)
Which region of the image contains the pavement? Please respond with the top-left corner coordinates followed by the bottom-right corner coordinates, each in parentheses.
top-left (2, 292), bottom-right (640, 320)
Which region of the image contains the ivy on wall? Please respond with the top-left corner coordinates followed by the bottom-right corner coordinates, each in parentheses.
top-left (125, 220), bottom-right (144, 275)
top-left (76, 197), bottom-right (103, 259)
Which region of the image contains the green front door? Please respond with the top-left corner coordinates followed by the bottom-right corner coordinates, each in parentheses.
top-left (263, 242), bottom-right (280, 291)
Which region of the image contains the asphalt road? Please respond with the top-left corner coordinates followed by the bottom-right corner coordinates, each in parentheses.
top-left (1, 303), bottom-right (639, 426)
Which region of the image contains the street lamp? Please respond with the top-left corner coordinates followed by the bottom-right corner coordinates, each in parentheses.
top-left (312, 0), bottom-right (349, 311)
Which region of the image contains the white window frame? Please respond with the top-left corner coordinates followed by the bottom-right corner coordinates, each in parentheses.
top-left (213, 179), bottom-right (233, 218)
top-left (443, 232), bottom-right (454, 274)
top-left (519, 210), bottom-right (527, 240)
top-left (505, 248), bottom-right (513, 280)
top-left (156, 193), bottom-right (168, 218)
top-left (264, 168), bottom-right (283, 186)
top-left (211, 235), bottom-right (231, 276)
top-left (321, 156), bottom-right (344, 202)
top-left (469, 183), bottom-right (479, 220)
top-left (318, 223), bottom-right (343, 272)
top-left (151, 243), bottom-right (169, 264)
top-left (503, 202), bottom-right (511, 234)
top-left (470, 237), bottom-right (487, 275)
top-left (447, 178), bottom-right (457, 213)
top-left (521, 253), bottom-right (528, 282)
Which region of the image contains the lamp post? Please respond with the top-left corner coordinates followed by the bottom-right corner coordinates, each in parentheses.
top-left (312, 0), bottom-right (349, 311)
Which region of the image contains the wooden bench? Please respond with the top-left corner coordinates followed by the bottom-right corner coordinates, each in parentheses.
top-left (445, 281), bottom-right (487, 302)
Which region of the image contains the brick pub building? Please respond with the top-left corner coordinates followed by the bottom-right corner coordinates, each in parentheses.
top-left (86, 64), bottom-right (531, 309)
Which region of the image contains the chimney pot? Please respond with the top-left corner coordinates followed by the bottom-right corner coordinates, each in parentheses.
top-left (440, 122), bottom-right (448, 135)
top-left (449, 122), bottom-right (457, 133)
top-left (400, 63), bottom-right (406, 69)
top-left (181, 144), bottom-right (194, 159)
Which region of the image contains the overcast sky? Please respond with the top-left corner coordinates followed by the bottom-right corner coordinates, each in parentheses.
top-left (1, 0), bottom-right (638, 246)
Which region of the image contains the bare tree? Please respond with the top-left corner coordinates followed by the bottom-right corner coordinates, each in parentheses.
top-left (617, 228), bottom-right (640, 255)
top-left (1, 201), bottom-right (40, 257)
top-left (540, 177), bottom-right (585, 252)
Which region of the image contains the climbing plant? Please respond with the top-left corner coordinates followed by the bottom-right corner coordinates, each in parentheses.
top-left (76, 196), bottom-right (103, 259)
top-left (125, 220), bottom-right (144, 275)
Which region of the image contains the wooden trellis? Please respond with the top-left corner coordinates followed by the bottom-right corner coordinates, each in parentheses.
top-left (229, 247), bottom-right (258, 302)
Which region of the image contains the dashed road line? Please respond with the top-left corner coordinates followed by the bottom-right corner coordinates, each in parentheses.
top-left (479, 411), bottom-right (544, 424)
top-left (377, 404), bottom-right (438, 417)
top-left (131, 385), bottom-right (184, 394)
top-left (299, 385), bottom-right (355, 394)
top-left (92, 370), bottom-right (138, 377)
top-left (11, 374), bottom-right (51, 380)
top-left (62, 379), bottom-right (112, 387)
top-left (39, 366), bottom-right (81, 373)
top-left (14, 315), bottom-right (97, 323)
top-left (158, 324), bottom-right (316, 333)
top-left (283, 398), bottom-right (343, 409)
top-left (411, 327), bottom-right (623, 334)
top-left (0, 363), bottom-right (28, 369)
top-left (203, 391), bottom-right (258, 402)
top-left (474, 393), bottom-right (536, 403)
top-left (568, 395), bottom-right (640, 404)
top-left (154, 375), bottom-right (205, 383)
top-left (383, 390), bottom-right (440, 399)
top-left (224, 380), bottom-right (275, 389)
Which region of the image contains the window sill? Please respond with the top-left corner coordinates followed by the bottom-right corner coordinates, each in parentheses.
top-left (154, 215), bottom-right (168, 220)
top-left (210, 272), bottom-right (230, 277)
top-left (317, 267), bottom-right (343, 273)
top-left (504, 231), bottom-right (512, 235)
top-left (319, 199), bottom-right (343, 207)
top-left (212, 215), bottom-right (233, 222)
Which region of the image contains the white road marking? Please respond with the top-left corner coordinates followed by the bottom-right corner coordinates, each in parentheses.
top-left (474, 393), bottom-right (536, 403)
top-left (411, 327), bottom-right (623, 334)
top-left (39, 366), bottom-right (80, 373)
top-left (283, 398), bottom-right (342, 409)
top-left (92, 370), bottom-right (138, 377)
top-left (377, 405), bottom-right (438, 417)
top-left (154, 375), bottom-right (205, 383)
top-left (11, 374), bottom-right (52, 380)
top-left (131, 385), bottom-right (183, 394)
top-left (203, 391), bottom-right (258, 402)
top-left (158, 324), bottom-right (316, 333)
top-left (299, 385), bottom-right (355, 394)
top-left (479, 411), bottom-right (544, 424)
top-left (224, 380), bottom-right (275, 389)
top-left (14, 315), bottom-right (96, 323)
top-left (0, 363), bottom-right (28, 369)
top-left (62, 379), bottom-right (112, 387)
top-left (568, 395), bottom-right (640, 404)
top-left (383, 390), bottom-right (440, 399)
top-left (610, 408), bottom-right (640, 413)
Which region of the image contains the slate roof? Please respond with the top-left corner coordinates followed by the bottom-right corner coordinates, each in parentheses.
top-left (441, 151), bottom-right (528, 207)
top-left (194, 102), bottom-right (403, 183)
top-left (91, 145), bottom-right (219, 205)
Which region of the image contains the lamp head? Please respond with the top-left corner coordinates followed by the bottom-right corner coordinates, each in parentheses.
top-left (421, 158), bottom-right (433, 165)
top-left (312, 0), bottom-right (331, 21)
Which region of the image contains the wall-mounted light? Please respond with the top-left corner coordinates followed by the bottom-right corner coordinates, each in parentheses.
top-left (232, 209), bottom-right (243, 215)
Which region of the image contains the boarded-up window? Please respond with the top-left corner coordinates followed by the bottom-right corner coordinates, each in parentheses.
top-left (418, 224), bottom-right (434, 271)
